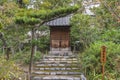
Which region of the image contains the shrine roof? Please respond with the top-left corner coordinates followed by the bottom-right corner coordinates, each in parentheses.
top-left (46, 15), bottom-right (71, 27)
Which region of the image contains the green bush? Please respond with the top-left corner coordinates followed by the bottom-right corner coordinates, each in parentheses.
top-left (12, 51), bottom-right (42, 64)
top-left (100, 29), bottom-right (120, 44)
top-left (81, 41), bottom-right (120, 79)
top-left (0, 57), bottom-right (26, 80)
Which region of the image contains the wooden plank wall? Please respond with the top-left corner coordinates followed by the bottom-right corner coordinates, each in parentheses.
top-left (50, 27), bottom-right (70, 48)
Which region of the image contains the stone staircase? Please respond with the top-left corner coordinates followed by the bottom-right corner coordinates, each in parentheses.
top-left (31, 53), bottom-right (81, 80)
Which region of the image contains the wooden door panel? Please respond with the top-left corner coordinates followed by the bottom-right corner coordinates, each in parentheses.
top-left (51, 40), bottom-right (59, 48)
top-left (61, 40), bottom-right (69, 48)
top-left (51, 27), bottom-right (70, 48)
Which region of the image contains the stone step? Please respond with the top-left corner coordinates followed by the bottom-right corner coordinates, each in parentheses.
top-left (33, 69), bottom-right (81, 72)
top-left (32, 76), bottom-right (81, 80)
top-left (34, 65), bottom-right (79, 69)
top-left (35, 61), bottom-right (78, 64)
top-left (42, 60), bottom-right (77, 62)
top-left (43, 56), bottom-right (76, 59)
top-left (34, 68), bottom-right (80, 71)
top-left (34, 63), bottom-right (79, 66)
top-left (31, 54), bottom-right (82, 80)
top-left (39, 61), bottom-right (78, 64)
top-left (32, 74), bottom-right (81, 77)
top-left (33, 71), bottom-right (81, 75)
top-left (34, 66), bottom-right (79, 69)
top-left (41, 58), bottom-right (77, 61)
top-left (35, 63), bottom-right (79, 67)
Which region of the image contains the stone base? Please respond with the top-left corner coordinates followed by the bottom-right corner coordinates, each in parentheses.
top-left (51, 48), bottom-right (70, 51)
top-left (49, 47), bottom-right (72, 56)
top-left (49, 50), bottom-right (72, 56)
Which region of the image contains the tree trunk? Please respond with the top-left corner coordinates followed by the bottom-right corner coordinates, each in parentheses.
top-left (11, 46), bottom-right (15, 54)
top-left (2, 46), bottom-right (5, 54)
top-left (29, 28), bottom-right (35, 77)
top-left (18, 42), bottom-right (22, 53)
top-left (0, 33), bottom-right (9, 60)
top-left (18, 0), bottom-right (23, 7)
top-left (6, 47), bottom-right (10, 60)
top-left (3, 41), bottom-right (9, 60)
top-left (34, 31), bottom-right (37, 53)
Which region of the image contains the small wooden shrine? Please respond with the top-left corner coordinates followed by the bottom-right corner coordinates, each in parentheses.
top-left (46, 15), bottom-right (72, 55)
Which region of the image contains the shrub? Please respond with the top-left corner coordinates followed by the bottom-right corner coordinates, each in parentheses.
top-left (0, 57), bottom-right (26, 80)
top-left (81, 41), bottom-right (120, 79)
top-left (12, 51), bottom-right (42, 64)
top-left (100, 29), bottom-right (120, 44)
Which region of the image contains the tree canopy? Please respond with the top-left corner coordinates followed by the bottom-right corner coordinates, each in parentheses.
top-left (15, 5), bottom-right (79, 25)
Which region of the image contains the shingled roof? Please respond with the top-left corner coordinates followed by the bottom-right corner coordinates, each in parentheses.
top-left (46, 15), bottom-right (72, 27)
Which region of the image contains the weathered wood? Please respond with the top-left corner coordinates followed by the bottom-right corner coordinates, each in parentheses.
top-left (50, 27), bottom-right (70, 49)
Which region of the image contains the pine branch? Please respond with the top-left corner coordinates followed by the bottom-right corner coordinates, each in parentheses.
top-left (100, 0), bottom-right (120, 21)
top-left (15, 5), bottom-right (80, 25)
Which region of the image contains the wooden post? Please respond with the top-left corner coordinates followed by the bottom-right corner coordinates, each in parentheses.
top-left (101, 46), bottom-right (106, 80)
top-left (102, 63), bottom-right (105, 80)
